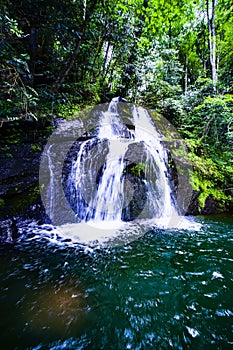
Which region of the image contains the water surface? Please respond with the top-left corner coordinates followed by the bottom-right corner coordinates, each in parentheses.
top-left (0, 215), bottom-right (232, 349)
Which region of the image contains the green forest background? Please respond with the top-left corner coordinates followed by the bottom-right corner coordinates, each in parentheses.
top-left (0, 0), bottom-right (233, 213)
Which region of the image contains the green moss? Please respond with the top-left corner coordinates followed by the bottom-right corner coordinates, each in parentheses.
top-left (131, 163), bottom-right (146, 177)
top-left (144, 111), bottom-right (232, 212)
top-left (123, 162), bottom-right (147, 178)
top-left (190, 170), bottom-right (230, 211)
top-left (0, 198), bottom-right (5, 208)
top-left (182, 134), bottom-right (232, 211)
top-left (31, 144), bottom-right (42, 152)
top-left (0, 185), bottom-right (41, 217)
top-left (55, 102), bottom-right (82, 119)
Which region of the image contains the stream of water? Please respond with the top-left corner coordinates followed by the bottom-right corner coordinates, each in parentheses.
top-left (0, 215), bottom-right (232, 349)
top-left (64, 99), bottom-right (177, 227)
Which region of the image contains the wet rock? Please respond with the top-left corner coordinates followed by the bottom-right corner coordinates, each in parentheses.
top-left (121, 174), bottom-right (147, 221)
top-left (0, 119), bottom-right (52, 220)
top-left (186, 192), bottom-right (226, 215)
top-left (0, 217), bottom-right (20, 243)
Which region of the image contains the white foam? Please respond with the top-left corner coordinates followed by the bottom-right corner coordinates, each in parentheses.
top-left (151, 215), bottom-right (202, 230)
top-left (57, 221), bottom-right (124, 245)
top-left (54, 216), bottom-right (201, 246)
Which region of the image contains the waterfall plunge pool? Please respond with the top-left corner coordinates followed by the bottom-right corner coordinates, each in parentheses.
top-left (0, 214), bottom-right (232, 349)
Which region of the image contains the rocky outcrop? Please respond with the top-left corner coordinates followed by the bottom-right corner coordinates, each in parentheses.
top-left (0, 119), bottom-right (53, 220)
top-left (186, 191), bottom-right (228, 215)
top-left (121, 173), bottom-right (147, 221)
top-left (0, 115), bottom-right (231, 243)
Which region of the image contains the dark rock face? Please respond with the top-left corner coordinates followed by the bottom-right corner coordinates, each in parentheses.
top-left (121, 173), bottom-right (147, 221)
top-left (162, 148), bottom-right (229, 216)
top-left (0, 119), bottom-right (53, 221)
top-left (0, 144), bottom-right (39, 196)
top-left (0, 217), bottom-right (20, 243)
top-left (186, 192), bottom-right (225, 215)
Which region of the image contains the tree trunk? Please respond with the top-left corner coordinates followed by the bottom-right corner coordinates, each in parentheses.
top-left (206, 0), bottom-right (217, 92)
top-left (203, 20), bottom-right (207, 72)
top-left (51, 0), bottom-right (98, 93)
top-left (184, 54), bottom-right (188, 95)
top-left (167, 20), bottom-right (172, 83)
top-left (51, 39), bottom-right (83, 93)
top-left (102, 41), bottom-right (111, 75)
top-left (118, 0), bottom-right (148, 98)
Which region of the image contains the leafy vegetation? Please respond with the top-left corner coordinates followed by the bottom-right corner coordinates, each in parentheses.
top-left (0, 0), bottom-right (232, 211)
top-left (0, 198), bottom-right (5, 208)
top-left (123, 163), bottom-right (146, 178)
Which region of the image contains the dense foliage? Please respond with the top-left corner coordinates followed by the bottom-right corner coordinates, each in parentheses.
top-left (0, 0), bottom-right (232, 211)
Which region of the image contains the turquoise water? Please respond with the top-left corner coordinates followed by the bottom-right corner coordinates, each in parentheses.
top-left (0, 215), bottom-right (232, 349)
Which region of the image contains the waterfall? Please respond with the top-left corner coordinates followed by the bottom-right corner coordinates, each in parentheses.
top-left (65, 98), bottom-right (178, 224)
top-left (46, 144), bottom-right (55, 222)
top-left (132, 106), bottom-right (175, 218)
top-left (38, 98), bottom-right (199, 245)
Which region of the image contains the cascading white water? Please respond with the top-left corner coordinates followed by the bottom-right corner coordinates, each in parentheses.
top-left (132, 106), bottom-right (176, 218)
top-left (86, 99), bottom-right (134, 222)
top-left (87, 140), bottom-right (128, 222)
top-left (46, 144), bottom-right (55, 221)
top-left (66, 98), bottom-right (178, 224)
